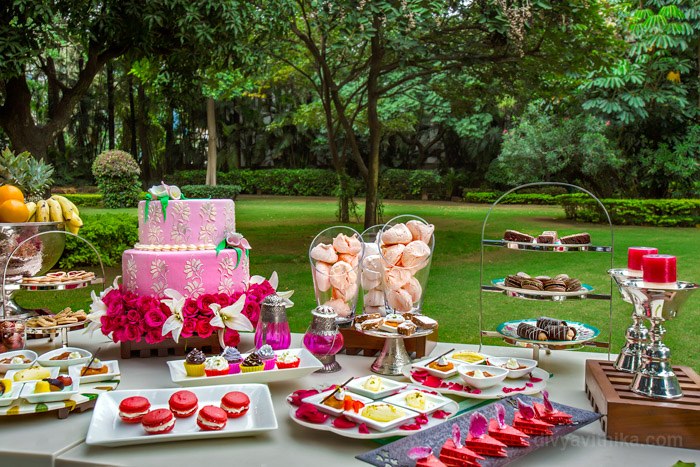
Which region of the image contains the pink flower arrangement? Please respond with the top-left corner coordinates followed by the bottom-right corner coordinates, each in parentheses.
top-left (93, 279), bottom-right (281, 344)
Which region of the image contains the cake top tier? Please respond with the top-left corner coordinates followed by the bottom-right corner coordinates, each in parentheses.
top-left (137, 199), bottom-right (235, 247)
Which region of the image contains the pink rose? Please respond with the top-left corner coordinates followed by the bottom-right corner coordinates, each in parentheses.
top-left (126, 309), bottom-right (141, 324)
top-left (222, 328), bottom-right (240, 348)
top-left (106, 301), bottom-right (124, 317)
top-left (112, 328), bottom-right (126, 343)
top-left (249, 281), bottom-right (275, 302)
top-left (242, 299), bottom-right (260, 328)
top-left (181, 319), bottom-right (197, 338)
top-left (183, 299), bottom-right (199, 318)
top-left (196, 294), bottom-right (218, 314)
top-left (196, 319), bottom-right (213, 338)
top-left (217, 293), bottom-right (233, 307)
top-left (118, 315), bottom-right (129, 327)
top-left (123, 292), bottom-right (139, 310)
top-left (144, 328), bottom-right (165, 344)
top-left (124, 324), bottom-right (141, 341)
top-left (232, 291), bottom-right (244, 302)
top-left (101, 289), bottom-right (121, 307)
top-left (160, 302), bottom-right (172, 317)
top-left (145, 309), bottom-right (167, 328)
top-left (101, 315), bottom-right (117, 334)
top-left (137, 296), bottom-right (160, 316)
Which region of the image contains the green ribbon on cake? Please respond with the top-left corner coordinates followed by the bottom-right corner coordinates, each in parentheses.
top-left (215, 239), bottom-right (249, 269)
top-left (144, 193), bottom-right (171, 222)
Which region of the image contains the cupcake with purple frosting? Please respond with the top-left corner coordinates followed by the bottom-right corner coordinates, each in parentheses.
top-left (221, 346), bottom-right (242, 374)
top-left (257, 345), bottom-right (276, 370)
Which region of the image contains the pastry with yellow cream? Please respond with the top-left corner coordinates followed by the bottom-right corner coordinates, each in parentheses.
top-left (405, 392), bottom-right (428, 411)
top-left (14, 366), bottom-right (51, 382)
top-left (363, 375), bottom-right (383, 392)
top-left (361, 404), bottom-right (405, 422)
top-left (449, 351), bottom-right (485, 364)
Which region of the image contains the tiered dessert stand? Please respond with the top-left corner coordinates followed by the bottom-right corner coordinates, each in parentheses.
top-left (2, 229), bottom-right (105, 346)
top-left (478, 182), bottom-right (613, 361)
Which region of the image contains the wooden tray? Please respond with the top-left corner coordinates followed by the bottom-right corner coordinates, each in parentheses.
top-left (120, 334), bottom-right (221, 359)
top-left (339, 327), bottom-right (438, 359)
top-left (585, 359), bottom-right (700, 449)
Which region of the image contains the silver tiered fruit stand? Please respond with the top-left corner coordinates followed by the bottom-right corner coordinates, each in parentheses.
top-left (608, 268), bottom-right (648, 373)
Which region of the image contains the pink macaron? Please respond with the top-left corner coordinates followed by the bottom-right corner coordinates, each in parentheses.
top-left (141, 408), bottom-right (175, 435)
top-left (197, 405), bottom-right (227, 431)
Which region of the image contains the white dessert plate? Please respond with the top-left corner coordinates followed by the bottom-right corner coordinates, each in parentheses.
top-left (411, 359), bottom-right (458, 378)
top-left (0, 349), bottom-right (37, 373)
top-left (37, 347), bottom-right (92, 370)
top-left (444, 350), bottom-right (487, 365)
top-left (167, 348), bottom-right (322, 387)
top-left (382, 390), bottom-right (452, 416)
top-left (69, 360), bottom-right (121, 384)
top-left (485, 356), bottom-right (538, 379)
top-left (6, 366), bottom-right (60, 382)
top-left (345, 375), bottom-right (406, 399)
top-left (0, 384), bottom-right (21, 407)
top-left (302, 390), bottom-right (374, 417)
top-left (20, 380), bottom-right (80, 403)
top-left (403, 365), bottom-right (549, 400)
top-left (86, 383), bottom-right (277, 447)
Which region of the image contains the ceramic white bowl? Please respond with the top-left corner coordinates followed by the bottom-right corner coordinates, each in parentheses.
top-left (345, 375), bottom-right (405, 399)
top-left (37, 347), bottom-right (92, 370)
top-left (486, 357), bottom-right (538, 379)
top-left (457, 364), bottom-right (508, 389)
top-left (0, 349), bottom-right (37, 373)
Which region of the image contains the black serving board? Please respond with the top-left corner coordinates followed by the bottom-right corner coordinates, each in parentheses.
top-left (356, 394), bottom-right (601, 467)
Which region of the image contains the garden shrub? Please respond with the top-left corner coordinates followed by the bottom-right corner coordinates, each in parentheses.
top-left (378, 169), bottom-right (442, 200)
top-left (63, 193), bottom-right (102, 207)
top-left (59, 214), bottom-right (138, 268)
top-left (92, 150), bottom-right (141, 208)
top-left (556, 195), bottom-right (700, 227)
top-left (181, 185), bottom-right (242, 200)
top-left (462, 191), bottom-right (558, 205)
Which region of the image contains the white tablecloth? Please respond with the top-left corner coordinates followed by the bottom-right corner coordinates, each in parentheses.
top-left (1, 332), bottom-right (698, 467)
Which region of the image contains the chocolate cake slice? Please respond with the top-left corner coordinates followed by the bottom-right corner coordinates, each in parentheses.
top-left (560, 232), bottom-right (590, 244)
top-left (503, 230), bottom-right (534, 243)
top-left (536, 231), bottom-right (558, 244)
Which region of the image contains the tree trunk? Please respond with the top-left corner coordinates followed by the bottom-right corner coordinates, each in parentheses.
top-left (137, 82), bottom-right (151, 183)
top-left (206, 97), bottom-right (217, 186)
top-left (107, 63), bottom-right (115, 150)
top-left (46, 57), bottom-right (66, 157)
top-left (128, 75), bottom-right (138, 158)
top-left (363, 15), bottom-right (384, 229)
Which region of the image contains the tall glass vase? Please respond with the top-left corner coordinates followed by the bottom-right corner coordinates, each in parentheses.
top-left (360, 225), bottom-right (385, 317)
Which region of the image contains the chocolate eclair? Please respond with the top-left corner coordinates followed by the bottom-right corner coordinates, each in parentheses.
top-left (517, 323), bottom-right (548, 341)
top-left (537, 317), bottom-right (568, 329)
top-left (545, 325), bottom-right (577, 341)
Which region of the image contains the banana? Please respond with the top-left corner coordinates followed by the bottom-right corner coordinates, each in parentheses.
top-left (51, 195), bottom-right (79, 217)
top-left (46, 198), bottom-right (63, 222)
top-left (25, 202), bottom-right (37, 219)
top-left (68, 224), bottom-right (80, 235)
top-left (36, 200), bottom-right (50, 222)
top-left (68, 213), bottom-right (83, 229)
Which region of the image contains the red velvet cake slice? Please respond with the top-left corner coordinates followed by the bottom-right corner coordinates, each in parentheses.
top-left (512, 399), bottom-right (553, 436)
top-left (408, 447), bottom-right (448, 467)
top-left (488, 403), bottom-right (529, 447)
top-left (534, 390), bottom-right (573, 425)
top-left (438, 424), bottom-right (484, 467)
top-left (463, 412), bottom-right (507, 458)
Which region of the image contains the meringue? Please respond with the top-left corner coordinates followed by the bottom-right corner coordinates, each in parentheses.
top-left (406, 220), bottom-right (435, 244)
top-left (324, 298), bottom-right (352, 317)
top-left (361, 273), bottom-right (381, 291)
top-left (363, 305), bottom-right (385, 316)
top-left (338, 253), bottom-right (359, 269)
top-left (310, 243), bottom-right (338, 264)
top-left (381, 244), bottom-right (405, 266)
top-left (384, 267), bottom-right (412, 290)
top-left (361, 255), bottom-right (382, 281)
top-left (329, 261), bottom-right (358, 290)
top-left (401, 240), bottom-right (431, 269)
top-left (403, 276), bottom-right (423, 302)
top-left (363, 242), bottom-right (379, 257)
top-left (332, 282), bottom-right (358, 301)
top-left (333, 233), bottom-right (362, 255)
top-left (313, 261), bottom-right (332, 292)
top-left (386, 288), bottom-right (413, 312)
top-left (381, 223), bottom-right (412, 245)
top-left (363, 290), bottom-right (385, 307)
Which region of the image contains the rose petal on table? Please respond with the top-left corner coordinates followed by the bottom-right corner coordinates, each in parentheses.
top-left (412, 369), bottom-right (429, 377)
top-left (295, 403), bottom-right (329, 424)
top-left (526, 382), bottom-right (533, 387)
top-left (418, 389), bottom-right (438, 395)
top-left (399, 423), bottom-right (421, 431)
top-left (432, 410), bottom-right (451, 419)
top-left (416, 413), bottom-right (429, 425)
top-left (530, 375), bottom-right (543, 383)
top-left (289, 389), bottom-right (319, 406)
top-left (423, 375), bottom-right (443, 388)
top-left (358, 423), bottom-right (370, 434)
top-left (502, 386), bottom-right (526, 393)
top-left (332, 416), bottom-right (356, 429)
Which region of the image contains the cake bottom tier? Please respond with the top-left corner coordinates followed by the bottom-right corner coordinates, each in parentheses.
top-left (122, 248), bottom-right (250, 299)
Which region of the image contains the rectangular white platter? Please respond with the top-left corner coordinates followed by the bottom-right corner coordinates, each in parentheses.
top-left (167, 348), bottom-right (323, 387)
top-left (86, 383), bottom-right (277, 447)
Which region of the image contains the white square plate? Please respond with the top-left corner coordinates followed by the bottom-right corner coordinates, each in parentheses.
top-left (382, 390), bottom-right (452, 415)
top-left (0, 350), bottom-right (38, 373)
top-left (20, 380), bottom-right (80, 403)
top-left (343, 402), bottom-right (419, 432)
top-left (167, 348), bottom-right (323, 387)
top-left (0, 384), bottom-right (21, 407)
top-left (6, 366), bottom-right (59, 382)
top-left (301, 390), bottom-right (373, 417)
top-left (69, 360), bottom-right (120, 384)
top-left (86, 384), bottom-right (278, 447)
top-left (410, 359), bottom-right (458, 378)
top-left (345, 376), bottom-right (406, 399)
top-left (37, 347), bottom-right (92, 370)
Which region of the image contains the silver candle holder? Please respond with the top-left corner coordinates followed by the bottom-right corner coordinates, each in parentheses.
top-left (621, 279), bottom-right (698, 399)
top-left (608, 268), bottom-right (648, 373)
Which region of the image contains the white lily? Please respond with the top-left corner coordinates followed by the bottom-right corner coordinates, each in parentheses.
top-left (248, 271), bottom-right (294, 307)
top-left (161, 289), bottom-right (186, 343)
top-left (209, 294), bottom-right (253, 332)
top-left (84, 276), bottom-right (121, 336)
top-left (148, 183), bottom-right (169, 198)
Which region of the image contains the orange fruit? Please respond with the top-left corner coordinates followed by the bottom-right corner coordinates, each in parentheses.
top-left (0, 185), bottom-right (25, 204)
top-left (0, 199), bottom-right (30, 223)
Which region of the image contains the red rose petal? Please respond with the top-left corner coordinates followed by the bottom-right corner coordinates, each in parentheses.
top-left (432, 410), bottom-right (451, 419)
top-left (289, 389), bottom-right (319, 407)
top-left (423, 375), bottom-right (443, 388)
top-left (399, 423), bottom-right (421, 430)
top-left (530, 376), bottom-right (543, 383)
top-left (358, 423), bottom-right (370, 434)
top-left (295, 403), bottom-right (329, 424)
top-left (416, 413), bottom-right (429, 425)
top-left (332, 416), bottom-right (356, 429)
top-left (526, 382), bottom-right (533, 387)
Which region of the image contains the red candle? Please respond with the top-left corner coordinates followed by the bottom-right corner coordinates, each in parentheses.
top-left (642, 254), bottom-right (676, 284)
top-left (628, 247), bottom-right (658, 272)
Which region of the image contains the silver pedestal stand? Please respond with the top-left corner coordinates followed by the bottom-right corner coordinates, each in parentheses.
top-left (621, 279), bottom-right (698, 399)
top-left (359, 328), bottom-right (434, 375)
top-left (608, 268), bottom-right (648, 373)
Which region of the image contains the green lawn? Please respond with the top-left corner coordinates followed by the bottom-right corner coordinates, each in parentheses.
top-left (16, 196), bottom-right (700, 370)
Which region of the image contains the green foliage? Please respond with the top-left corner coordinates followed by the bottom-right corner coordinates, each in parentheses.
top-left (0, 147), bottom-right (54, 201)
top-left (557, 194), bottom-right (700, 227)
top-left (462, 192), bottom-right (558, 205)
top-left (59, 214), bottom-right (138, 268)
top-left (62, 194), bottom-right (102, 208)
top-left (486, 103), bottom-right (621, 196)
top-left (379, 170), bottom-right (443, 200)
top-left (92, 151), bottom-right (141, 208)
top-left (180, 185), bottom-right (241, 200)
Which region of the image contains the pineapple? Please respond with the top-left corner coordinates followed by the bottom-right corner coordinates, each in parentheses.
top-left (0, 148), bottom-right (54, 202)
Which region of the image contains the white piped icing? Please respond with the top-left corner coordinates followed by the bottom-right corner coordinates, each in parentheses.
top-left (172, 406), bottom-right (197, 416)
top-left (505, 358), bottom-right (520, 369)
top-left (143, 416), bottom-right (175, 433)
top-left (197, 413), bottom-right (225, 428)
top-left (222, 405), bottom-right (247, 415)
top-left (472, 369), bottom-right (485, 378)
top-left (119, 409), bottom-right (149, 420)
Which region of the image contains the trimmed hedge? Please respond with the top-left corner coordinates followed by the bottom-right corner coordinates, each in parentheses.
top-left (63, 193), bottom-right (103, 207)
top-left (557, 194), bottom-right (700, 227)
top-left (59, 214), bottom-right (138, 268)
top-left (462, 192), bottom-right (558, 205)
top-left (181, 185), bottom-right (241, 200)
top-left (379, 169), bottom-right (442, 200)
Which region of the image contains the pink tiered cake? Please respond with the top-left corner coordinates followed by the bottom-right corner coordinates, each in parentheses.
top-left (122, 199), bottom-right (249, 298)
